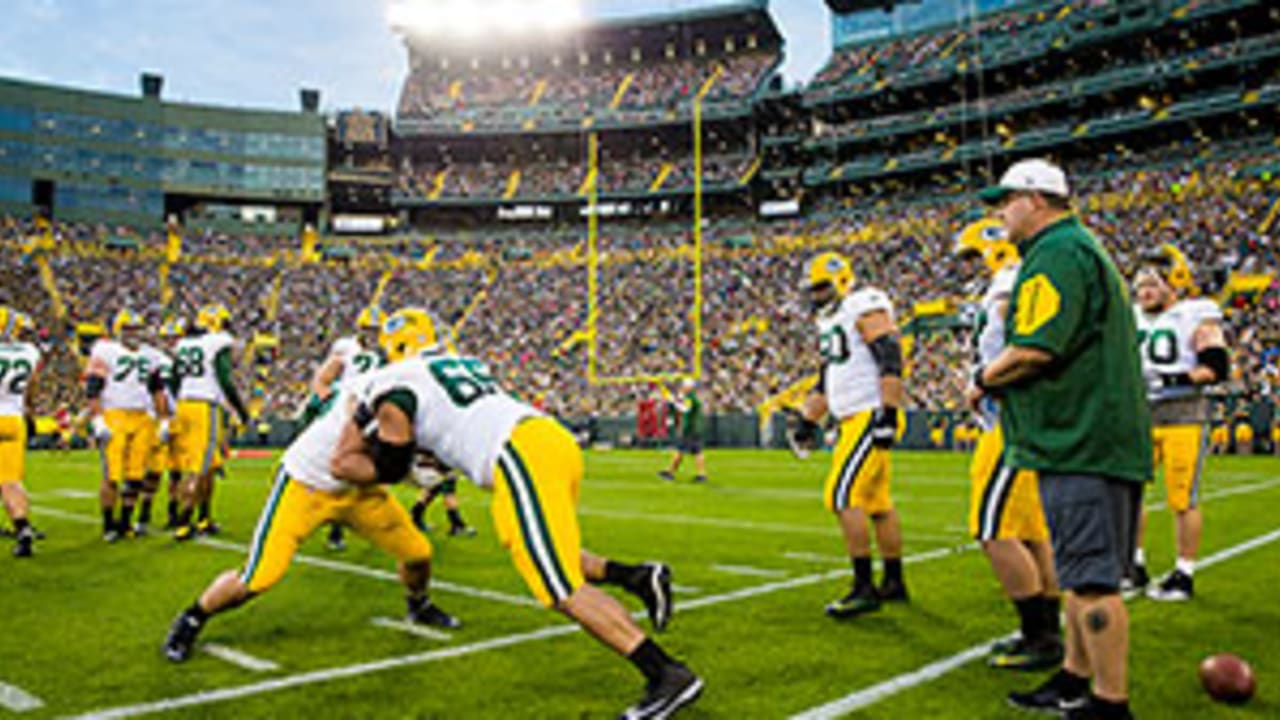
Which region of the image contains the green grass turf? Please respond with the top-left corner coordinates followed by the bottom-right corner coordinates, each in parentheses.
top-left (1, 449), bottom-right (1277, 718)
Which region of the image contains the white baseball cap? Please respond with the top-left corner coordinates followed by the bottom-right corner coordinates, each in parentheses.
top-left (979, 158), bottom-right (1071, 204)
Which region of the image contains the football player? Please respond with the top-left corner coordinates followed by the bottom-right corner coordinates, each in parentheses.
top-left (170, 304), bottom-right (249, 541)
top-left (136, 318), bottom-right (180, 535)
top-left (1131, 245), bottom-right (1229, 601)
top-left (307, 306), bottom-right (388, 551)
top-left (85, 310), bottom-right (171, 541)
top-left (0, 307), bottom-right (41, 557)
top-left (657, 379), bottom-right (708, 484)
top-left (799, 252), bottom-right (909, 617)
top-left (955, 220), bottom-right (1062, 669)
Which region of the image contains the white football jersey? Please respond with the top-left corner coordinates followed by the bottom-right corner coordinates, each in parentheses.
top-left (282, 351), bottom-right (537, 492)
top-left (89, 339), bottom-right (163, 411)
top-left (329, 336), bottom-right (384, 384)
top-left (0, 341), bottom-right (41, 416)
top-left (817, 287), bottom-right (895, 418)
top-left (972, 265), bottom-right (1019, 429)
top-left (1135, 298), bottom-right (1222, 402)
top-left (174, 332), bottom-right (236, 404)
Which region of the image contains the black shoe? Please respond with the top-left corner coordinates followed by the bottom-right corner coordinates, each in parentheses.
top-left (408, 598), bottom-right (462, 629)
top-left (1147, 569), bottom-right (1193, 602)
top-left (878, 578), bottom-right (909, 603)
top-left (619, 664), bottom-right (703, 720)
top-left (825, 583), bottom-right (881, 618)
top-left (631, 563), bottom-right (673, 632)
top-left (163, 610), bottom-right (205, 662)
top-left (658, 471), bottom-right (674, 482)
top-left (693, 475), bottom-right (707, 484)
top-left (448, 524), bottom-right (477, 537)
top-left (1064, 695), bottom-right (1133, 720)
top-left (12, 539), bottom-right (32, 558)
top-left (988, 637), bottom-right (1064, 671)
top-left (1120, 564), bottom-right (1149, 596)
top-left (195, 518), bottom-right (220, 536)
top-left (1008, 669), bottom-right (1089, 714)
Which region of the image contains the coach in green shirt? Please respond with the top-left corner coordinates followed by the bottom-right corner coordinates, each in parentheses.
top-left (970, 159), bottom-right (1151, 720)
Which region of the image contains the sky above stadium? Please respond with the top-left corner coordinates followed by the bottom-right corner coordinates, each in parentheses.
top-left (0, 0), bottom-right (829, 113)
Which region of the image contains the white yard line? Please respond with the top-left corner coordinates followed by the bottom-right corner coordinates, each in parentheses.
top-left (201, 644), bottom-right (280, 673)
top-left (369, 617), bottom-right (453, 642)
top-left (68, 542), bottom-right (972, 720)
top-left (579, 507), bottom-right (833, 535)
top-left (786, 524), bottom-right (1280, 720)
top-left (711, 563), bottom-right (788, 578)
top-left (0, 681), bottom-right (44, 712)
top-left (670, 584), bottom-right (702, 595)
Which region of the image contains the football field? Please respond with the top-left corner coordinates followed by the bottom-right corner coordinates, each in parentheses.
top-left (2, 449), bottom-right (1278, 719)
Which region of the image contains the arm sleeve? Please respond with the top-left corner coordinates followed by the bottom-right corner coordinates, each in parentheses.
top-left (1006, 246), bottom-right (1089, 358)
top-left (214, 348), bottom-right (249, 420)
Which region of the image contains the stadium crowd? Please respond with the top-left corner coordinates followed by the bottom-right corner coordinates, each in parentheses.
top-left (4, 147), bottom-right (1278, 428)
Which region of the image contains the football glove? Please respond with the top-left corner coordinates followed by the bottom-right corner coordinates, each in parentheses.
top-left (91, 417), bottom-right (111, 443)
top-left (783, 408), bottom-right (822, 460)
top-left (870, 407), bottom-right (898, 449)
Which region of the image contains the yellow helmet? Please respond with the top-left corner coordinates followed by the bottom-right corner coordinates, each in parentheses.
top-left (357, 305), bottom-right (386, 330)
top-left (379, 307), bottom-right (450, 363)
top-left (953, 218), bottom-right (1019, 275)
top-left (112, 309), bottom-right (145, 337)
top-left (195, 304), bottom-right (231, 333)
top-left (807, 252), bottom-right (854, 296)
top-left (1141, 244), bottom-right (1196, 294)
top-left (158, 317), bottom-right (187, 339)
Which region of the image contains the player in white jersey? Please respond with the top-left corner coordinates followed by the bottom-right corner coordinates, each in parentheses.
top-left (135, 325), bottom-right (178, 536)
top-left (165, 307), bottom-right (698, 719)
top-left (85, 310), bottom-right (171, 542)
top-left (1131, 245), bottom-right (1229, 602)
top-left (955, 220), bottom-right (1061, 670)
top-left (171, 304), bottom-right (249, 541)
top-left (0, 307), bottom-right (41, 557)
top-left (308, 306), bottom-right (388, 551)
top-left (798, 252), bottom-right (908, 618)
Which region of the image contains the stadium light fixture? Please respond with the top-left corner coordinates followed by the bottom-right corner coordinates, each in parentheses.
top-left (387, 0), bottom-right (583, 39)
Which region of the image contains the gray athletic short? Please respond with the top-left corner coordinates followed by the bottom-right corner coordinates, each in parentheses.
top-left (677, 437), bottom-right (704, 455)
top-left (1037, 473), bottom-right (1143, 593)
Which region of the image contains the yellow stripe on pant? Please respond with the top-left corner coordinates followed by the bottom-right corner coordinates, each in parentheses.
top-left (823, 410), bottom-right (894, 515)
top-left (491, 417), bottom-right (585, 607)
top-left (240, 469), bottom-right (433, 593)
top-left (967, 423), bottom-right (1048, 542)
top-left (0, 415), bottom-right (26, 483)
top-left (102, 408), bottom-right (156, 482)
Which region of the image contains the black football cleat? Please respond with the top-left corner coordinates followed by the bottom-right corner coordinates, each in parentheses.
top-left (619, 664), bottom-right (703, 720)
top-left (657, 471), bottom-right (674, 482)
top-left (408, 598), bottom-right (462, 629)
top-left (631, 562), bottom-right (673, 632)
top-left (448, 524), bottom-right (477, 537)
top-left (877, 578), bottom-right (909, 603)
top-left (988, 637), bottom-right (1064, 671)
top-left (826, 583), bottom-right (881, 618)
top-left (1147, 569), bottom-right (1193, 602)
top-left (1008, 669), bottom-right (1088, 714)
top-left (1120, 564), bottom-right (1149, 598)
top-left (1064, 695), bottom-right (1133, 720)
top-left (163, 610), bottom-right (205, 662)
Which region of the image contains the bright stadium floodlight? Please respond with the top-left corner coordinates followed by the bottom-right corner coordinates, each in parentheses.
top-left (387, 0), bottom-right (582, 39)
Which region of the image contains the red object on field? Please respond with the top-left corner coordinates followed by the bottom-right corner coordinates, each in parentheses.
top-left (1199, 653), bottom-right (1256, 704)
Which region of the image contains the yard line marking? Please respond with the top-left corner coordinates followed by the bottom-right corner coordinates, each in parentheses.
top-left (69, 543), bottom-right (973, 720)
top-left (711, 563), bottom-right (787, 578)
top-left (783, 551), bottom-right (849, 564)
top-left (671, 584), bottom-right (701, 595)
top-left (0, 681), bottom-right (44, 712)
top-left (786, 524), bottom-right (1280, 719)
top-left (50, 488), bottom-right (98, 500)
top-left (370, 617), bottom-right (452, 641)
top-left (201, 644), bottom-right (280, 673)
top-left (27, 506), bottom-right (540, 610)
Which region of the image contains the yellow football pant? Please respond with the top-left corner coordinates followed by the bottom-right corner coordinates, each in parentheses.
top-left (0, 415), bottom-right (26, 483)
top-left (240, 470), bottom-right (433, 593)
top-left (1152, 424), bottom-right (1207, 512)
top-left (491, 417), bottom-right (586, 607)
top-left (967, 424), bottom-right (1049, 542)
top-left (101, 408), bottom-right (155, 483)
top-left (175, 400), bottom-right (224, 475)
top-left (823, 410), bottom-right (894, 515)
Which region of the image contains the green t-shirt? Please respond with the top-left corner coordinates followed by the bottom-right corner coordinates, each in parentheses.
top-left (679, 393), bottom-right (704, 440)
top-left (999, 215), bottom-right (1152, 483)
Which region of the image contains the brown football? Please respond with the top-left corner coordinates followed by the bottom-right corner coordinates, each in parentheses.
top-left (1200, 653), bottom-right (1256, 704)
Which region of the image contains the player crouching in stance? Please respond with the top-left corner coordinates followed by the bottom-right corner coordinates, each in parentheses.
top-left (955, 220), bottom-right (1062, 670)
top-left (1131, 245), bottom-right (1229, 601)
top-left (801, 253), bottom-right (909, 618)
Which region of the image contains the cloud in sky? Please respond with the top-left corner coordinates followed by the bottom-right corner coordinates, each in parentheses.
top-left (0, 0), bottom-right (830, 112)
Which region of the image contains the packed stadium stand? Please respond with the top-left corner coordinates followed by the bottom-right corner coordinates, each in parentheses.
top-left (1, 0), bottom-right (1279, 447)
